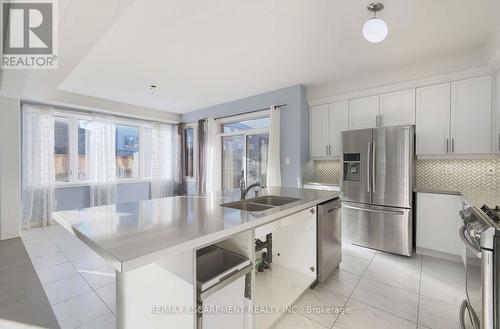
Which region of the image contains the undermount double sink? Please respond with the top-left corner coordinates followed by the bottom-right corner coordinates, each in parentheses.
top-left (221, 195), bottom-right (300, 212)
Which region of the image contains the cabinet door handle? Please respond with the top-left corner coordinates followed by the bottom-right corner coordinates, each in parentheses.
top-left (498, 134), bottom-right (499, 151)
top-left (325, 145), bottom-right (328, 156)
top-left (446, 138), bottom-right (449, 153)
top-left (452, 139), bottom-right (455, 153)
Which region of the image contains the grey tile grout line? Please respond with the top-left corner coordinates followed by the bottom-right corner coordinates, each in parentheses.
top-left (44, 230), bottom-right (115, 313)
top-left (329, 250), bottom-right (377, 329)
top-left (32, 228), bottom-right (116, 328)
top-left (276, 248), bottom-right (375, 329)
top-left (336, 251), bottom-right (427, 328)
top-left (415, 255), bottom-right (423, 329)
top-left (75, 312), bottom-right (113, 329)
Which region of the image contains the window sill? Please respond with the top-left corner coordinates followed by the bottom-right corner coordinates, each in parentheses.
top-left (54, 178), bottom-right (153, 189)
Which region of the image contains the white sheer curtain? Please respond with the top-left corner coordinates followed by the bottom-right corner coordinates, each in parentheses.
top-left (150, 123), bottom-right (175, 199)
top-left (205, 118), bottom-right (221, 193)
top-left (22, 104), bottom-right (55, 228)
top-left (87, 114), bottom-right (117, 206)
top-left (266, 105), bottom-right (281, 186)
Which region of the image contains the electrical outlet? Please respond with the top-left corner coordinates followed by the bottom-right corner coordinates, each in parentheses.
top-left (285, 157), bottom-right (290, 165)
top-left (487, 165), bottom-right (496, 176)
top-left (445, 165), bottom-right (454, 175)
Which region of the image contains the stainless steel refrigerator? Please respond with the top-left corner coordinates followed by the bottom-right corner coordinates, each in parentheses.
top-left (342, 125), bottom-right (414, 256)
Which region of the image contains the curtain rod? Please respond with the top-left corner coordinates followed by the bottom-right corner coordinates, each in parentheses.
top-left (213, 103), bottom-right (287, 121)
top-left (21, 100), bottom-right (179, 125)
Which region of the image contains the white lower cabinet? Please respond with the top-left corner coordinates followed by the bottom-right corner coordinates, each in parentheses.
top-left (416, 192), bottom-right (463, 256)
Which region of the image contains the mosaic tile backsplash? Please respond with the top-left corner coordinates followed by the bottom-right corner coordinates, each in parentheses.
top-left (314, 160), bottom-right (341, 184)
top-left (314, 159), bottom-right (500, 190)
top-left (415, 159), bottom-right (500, 190)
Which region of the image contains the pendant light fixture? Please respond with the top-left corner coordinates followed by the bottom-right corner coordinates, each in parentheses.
top-left (363, 2), bottom-right (388, 43)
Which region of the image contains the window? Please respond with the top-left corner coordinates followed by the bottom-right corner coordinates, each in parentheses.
top-left (54, 117), bottom-right (70, 182)
top-left (142, 127), bottom-right (152, 178)
top-left (222, 135), bottom-right (245, 190)
top-left (222, 117), bottom-right (270, 133)
top-left (185, 128), bottom-right (194, 177)
top-left (220, 113), bottom-right (270, 190)
top-left (78, 120), bottom-right (89, 180)
top-left (246, 133), bottom-right (269, 186)
top-left (47, 109), bottom-right (170, 185)
top-left (115, 124), bottom-right (140, 178)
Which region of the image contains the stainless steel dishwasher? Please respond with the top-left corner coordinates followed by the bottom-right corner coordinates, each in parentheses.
top-left (316, 198), bottom-right (342, 283)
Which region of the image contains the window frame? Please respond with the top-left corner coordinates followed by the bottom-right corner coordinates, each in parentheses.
top-left (218, 110), bottom-right (270, 189)
top-left (52, 110), bottom-right (161, 187)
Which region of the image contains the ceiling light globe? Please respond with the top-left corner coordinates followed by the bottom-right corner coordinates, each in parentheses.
top-left (362, 18), bottom-right (388, 43)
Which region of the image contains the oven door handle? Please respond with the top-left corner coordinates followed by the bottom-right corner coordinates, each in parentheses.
top-left (460, 299), bottom-right (480, 329)
top-left (459, 225), bottom-right (481, 258)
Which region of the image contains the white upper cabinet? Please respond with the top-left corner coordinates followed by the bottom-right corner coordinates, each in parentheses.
top-left (310, 104), bottom-right (330, 157)
top-left (416, 83), bottom-right (451, 155)
top-left (310, 74), bottom-right (494, 158)
top-left (379, 89), bottom-right (416, 127)
top-left (310, 102), bottom-right (348, 158)
top-left (349, 95), bottom-right (379, 130)
top-left (451, 75), bottom-right (492, 154)
top-left (416, 76), bottom-right (492, 156)
top-left (328, 101), bottom-right (349, 157)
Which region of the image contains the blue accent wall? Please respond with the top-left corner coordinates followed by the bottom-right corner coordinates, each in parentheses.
top-left (181, 84), bottom-right (310, 188)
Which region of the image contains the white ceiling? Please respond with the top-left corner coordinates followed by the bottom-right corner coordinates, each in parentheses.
top-left (56, 0), bottom-right (499, 113)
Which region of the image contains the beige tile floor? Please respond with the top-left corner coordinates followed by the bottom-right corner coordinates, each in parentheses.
top-left (20, 225), bottom-right (467, 329)
top-left (21, 226), bottom-right (115, 329)
top-left (273, 243), bottom-right (467, 329)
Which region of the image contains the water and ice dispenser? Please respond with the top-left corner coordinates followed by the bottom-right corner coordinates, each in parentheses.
top-left (343, 153), bottom-right (361, 182)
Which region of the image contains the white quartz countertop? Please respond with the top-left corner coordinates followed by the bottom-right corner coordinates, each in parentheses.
top-left (414, 187), bottom-right (500, 208)
top-left (53, 187), bottom-right (340, 273)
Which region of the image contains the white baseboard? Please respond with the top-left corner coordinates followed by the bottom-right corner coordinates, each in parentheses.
top-left (416, 247), bottom-right (463, 264)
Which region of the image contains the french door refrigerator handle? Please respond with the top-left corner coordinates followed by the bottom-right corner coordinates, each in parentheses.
top-left (367, 142), bottom-right (371, 193)
top-left (372, 141), bottom-right (376, 192)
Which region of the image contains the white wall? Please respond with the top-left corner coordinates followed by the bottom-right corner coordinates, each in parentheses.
top-left (0, 96), bottom-right (22, 240)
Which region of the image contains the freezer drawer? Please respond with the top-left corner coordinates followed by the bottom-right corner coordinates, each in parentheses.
top-left (342, 202), bottom-right (412, 256)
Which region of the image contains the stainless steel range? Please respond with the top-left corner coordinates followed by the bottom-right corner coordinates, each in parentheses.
top-left (459, 204), bottom-right (500, 329)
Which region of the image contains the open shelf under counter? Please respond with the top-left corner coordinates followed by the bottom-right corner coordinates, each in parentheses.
top-left (254, 263), bottom-right (315, 329)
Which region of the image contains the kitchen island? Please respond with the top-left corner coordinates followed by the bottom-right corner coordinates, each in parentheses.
top-left (53, 187), bottom-right (340, 329)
